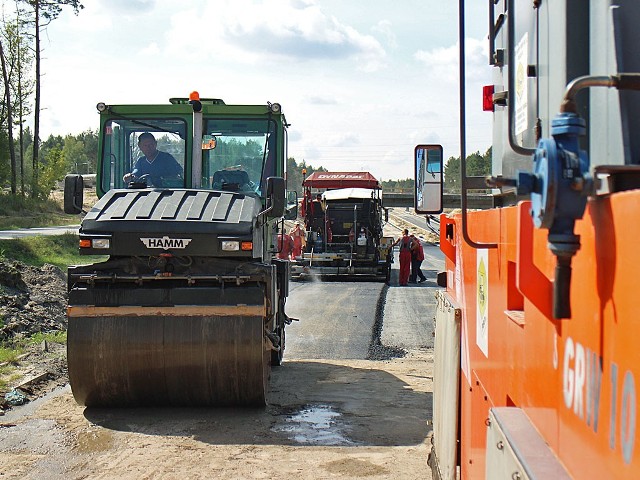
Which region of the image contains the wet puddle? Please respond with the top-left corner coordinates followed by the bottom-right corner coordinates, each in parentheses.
top-left (75, 428), bottom-right (114, 453)
top-left (272, 404), bottom-right (355, 446)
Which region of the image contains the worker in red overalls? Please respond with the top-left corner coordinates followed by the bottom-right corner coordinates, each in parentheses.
top-left (277, 231), bottom-right (294, 260)
top-left (289, 222), bottom-right (306, 259)
top-left (409, 235), bottom-right (427, 283)
top-left (393, 229), bottom-right (412, 286)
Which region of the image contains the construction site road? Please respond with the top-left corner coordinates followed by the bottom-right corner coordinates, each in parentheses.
top-left (0, 227), bottom-right (442, 480)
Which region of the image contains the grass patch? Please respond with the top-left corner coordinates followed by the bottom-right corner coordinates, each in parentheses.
top-left (0, 233), bottom-right (107, 270)
top-left (0, 344), bottom-right (24, 364)
top-left (20, 331), bottom-right (67, 347)
top-left (0, 193), bottom-right (80, 230)
top-left (0, 331), bottom-right (67, 391)
top-left (0, 366), bottom-right (23, 392)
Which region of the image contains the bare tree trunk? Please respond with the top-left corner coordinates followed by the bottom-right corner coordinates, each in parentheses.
top-left (0, 38), bottom-right (17, 195)
top-left (31, 0), bottom-right (40, 198)
top-left (17, 25), bottom-right (24, 196)
top-left (19, 100), bottom-right (25, 195)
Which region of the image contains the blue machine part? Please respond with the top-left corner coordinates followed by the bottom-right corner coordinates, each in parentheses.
top-left (516, 112), bottom-right (592, 319)
top-left (518, 112), bottom-right (590, 236)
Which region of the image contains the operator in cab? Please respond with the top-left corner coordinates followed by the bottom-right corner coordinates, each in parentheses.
top-left (123, 132), bottom-right (183, 187)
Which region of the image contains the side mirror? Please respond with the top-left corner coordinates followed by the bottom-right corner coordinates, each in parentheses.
top-left (266, 176), bottom-right (285, 218)
top-left (63, 174), bottom-right (84, 214)
top-left (414, 145), bottom-right (443, 214)
top-left (284, 190), bottom-right (298, 220)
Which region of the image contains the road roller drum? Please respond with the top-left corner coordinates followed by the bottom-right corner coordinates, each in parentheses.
top-left (67, 313), bottom-right (269, 407)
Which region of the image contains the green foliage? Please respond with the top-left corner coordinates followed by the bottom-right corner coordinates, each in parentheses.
top-left (34, 0), bottom-right (85, 21)
top-left (36, 147), bottom-right (66, 198)
top-left (1, 1), bottom-right (85, 198)
top-left (444, 147), bottom-right (492, 192)
top-left (40, 134), bottom-right (64, 152)
top-left (62, 132), bottom-right (97, 174)
top-left (444, 155), bottom-right (460, 192)
top-left (1, 129), bottom-right (97, 197)
top-left (0, 233), bottom-right (106, 269)
top-left (381, 178), bottom-right (413, 192)
top-left (75, 129), bottom-right (98, 172)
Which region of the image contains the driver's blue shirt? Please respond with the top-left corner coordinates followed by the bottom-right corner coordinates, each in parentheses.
top-left (131, 151), bottom-right (182, 185)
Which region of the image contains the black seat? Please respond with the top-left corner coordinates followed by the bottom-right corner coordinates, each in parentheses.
top-left (212, 170), bottom-right (250, 191)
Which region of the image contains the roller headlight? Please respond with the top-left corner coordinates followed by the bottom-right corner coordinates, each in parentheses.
top-left (92, 238), bottom-right (111, 249)
top-left (221, 241), bottom-right (240, 251)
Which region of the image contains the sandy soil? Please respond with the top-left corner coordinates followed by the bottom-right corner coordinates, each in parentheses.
top-left (0, 349), bottom-right (433, 480)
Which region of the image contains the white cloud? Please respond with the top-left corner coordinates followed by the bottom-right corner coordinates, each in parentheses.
top-left (140, 42), bottom-right (160, 56)
top-left (162, 0), bottom-right (386, 71)
top-left (305, 95), bottom-right (339, 105)
top-left (414, 37), bottom-right (488, 83)
top-left (97, 0), bottom-right (155, 13)
top-left (330, 133), bottom-right (360, 147)
top-left (372, 20), bottom-right (398, 49)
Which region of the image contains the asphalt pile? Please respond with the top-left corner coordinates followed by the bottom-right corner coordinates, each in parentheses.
top-left (0, 260), bottom-right (68, 343)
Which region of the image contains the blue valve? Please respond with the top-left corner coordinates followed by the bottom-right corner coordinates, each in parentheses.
top-left (516, 112), bottom-right (591, 319)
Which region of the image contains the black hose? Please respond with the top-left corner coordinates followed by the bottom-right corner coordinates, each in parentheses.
top-left (553, 257), bottom-right (573, 319)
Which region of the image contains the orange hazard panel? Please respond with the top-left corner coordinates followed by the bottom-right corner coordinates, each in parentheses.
top-left (444, 194), bottom-right (640, 479)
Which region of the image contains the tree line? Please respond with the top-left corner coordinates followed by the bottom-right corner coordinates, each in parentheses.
top-left (286, 157), bottom-right (326, 194)
top-left (287, 149), bottom-right (492, 195)
top-left (0, 0), bottom-right (83, 199)
top-left (443, 148), bottom-right (492, 192)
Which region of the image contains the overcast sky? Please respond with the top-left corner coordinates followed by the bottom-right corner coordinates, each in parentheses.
top-left (37, 0), bottom-right (491, 181)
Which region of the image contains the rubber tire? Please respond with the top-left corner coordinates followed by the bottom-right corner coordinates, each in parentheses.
top-left (271, 326), bottom-right (285, 366)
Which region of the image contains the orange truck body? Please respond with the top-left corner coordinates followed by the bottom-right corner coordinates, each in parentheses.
top-left (426, 2), bottom-right (640, 477)
top-left (438, 194), bottom-right (639, 478)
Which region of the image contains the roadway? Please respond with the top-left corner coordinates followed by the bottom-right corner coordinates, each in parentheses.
top-left (0, 225), bottom-right (79, 240)
top-left (388, 207), bottom-right (440, 241)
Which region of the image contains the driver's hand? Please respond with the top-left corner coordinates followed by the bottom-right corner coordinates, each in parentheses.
top-left (123, 173), bottom-right (134, 183)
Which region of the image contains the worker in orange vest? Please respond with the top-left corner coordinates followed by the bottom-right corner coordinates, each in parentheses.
top-left (289, 222), bottom-right (306, 259)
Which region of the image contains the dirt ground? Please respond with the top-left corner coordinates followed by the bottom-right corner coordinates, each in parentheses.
top-left (0, 349), bottom-right (433, 479)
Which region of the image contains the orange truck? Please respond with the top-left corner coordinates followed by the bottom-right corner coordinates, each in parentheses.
top-left (417, 1), bottom-right (640, 478)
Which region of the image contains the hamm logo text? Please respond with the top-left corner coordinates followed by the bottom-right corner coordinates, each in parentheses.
top-left (140, 236), bottom-right (192, 250)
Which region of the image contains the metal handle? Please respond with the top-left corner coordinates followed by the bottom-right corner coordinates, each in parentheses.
top-left (459, 0), bottom-right (497, 250)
